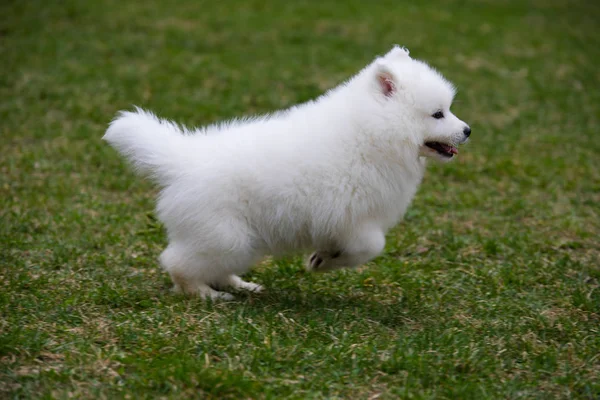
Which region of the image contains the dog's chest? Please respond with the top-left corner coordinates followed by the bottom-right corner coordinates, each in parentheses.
top-left (370, 162), bottom-right (425, 230)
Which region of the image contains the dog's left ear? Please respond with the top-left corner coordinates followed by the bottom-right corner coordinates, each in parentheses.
top-left (385, 45), bottom-right (410, 60)
top-left (374, 63), bottom-right (397, 98)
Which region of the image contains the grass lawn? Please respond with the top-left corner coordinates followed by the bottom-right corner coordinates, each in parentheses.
top-left (1, 0), bottom-right (599, 398)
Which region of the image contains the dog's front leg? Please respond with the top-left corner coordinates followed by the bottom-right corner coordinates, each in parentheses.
top-left (306, 227), bottom-right (385, 272)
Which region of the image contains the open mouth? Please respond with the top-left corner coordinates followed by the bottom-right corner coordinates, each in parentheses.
top-left (424, 141), bottom-right (458, 158)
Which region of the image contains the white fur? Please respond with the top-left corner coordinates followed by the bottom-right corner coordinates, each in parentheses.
top-left (103, 45), bottom-right (470, 300)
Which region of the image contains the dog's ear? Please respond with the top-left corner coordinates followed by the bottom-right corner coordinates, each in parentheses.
top-left (385, 45), bottom-right (411, 60)
top-left (374, 63), bottom-right (397, 98)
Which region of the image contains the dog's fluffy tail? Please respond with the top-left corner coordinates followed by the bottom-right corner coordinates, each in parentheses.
top-left (103, 108), bottom-right (189, 185)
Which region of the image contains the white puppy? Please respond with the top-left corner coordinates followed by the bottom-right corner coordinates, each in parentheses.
top-left (104, 46), bottom-right (470, 300)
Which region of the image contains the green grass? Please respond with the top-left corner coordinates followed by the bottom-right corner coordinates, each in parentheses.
top-left (1, 0), bottom-right (599, 398)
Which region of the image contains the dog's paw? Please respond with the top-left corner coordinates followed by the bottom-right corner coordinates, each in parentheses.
top-left (175, 282), bottom-right (236, 301)
top-left (210, 291), bottom-right (235, 301)
top-left (306, 252), bottom-right (325, 271)
top-left (306, 251), bottom-right (340, 272)
top-left (308, 253), bottom-right (322, 270)
top-left (306, 250), bottom-right (344, 272)
top-left (242, 282), bottom-right (264, 293)
top-left (226, 275), bottom-right (264, 293)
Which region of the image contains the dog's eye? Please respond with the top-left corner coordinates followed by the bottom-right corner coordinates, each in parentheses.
top-left (432, 111), bottom-right (444, 119)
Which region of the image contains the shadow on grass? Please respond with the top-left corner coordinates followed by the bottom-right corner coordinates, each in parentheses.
top-left (234, 285), bottom-right (427, 330)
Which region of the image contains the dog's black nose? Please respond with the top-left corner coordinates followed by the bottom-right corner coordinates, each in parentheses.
top-left (463, 126), bottom-right (471, 137)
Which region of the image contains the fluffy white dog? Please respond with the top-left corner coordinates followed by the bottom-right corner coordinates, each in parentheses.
top-left (104, 46), bottom-right (470, 300)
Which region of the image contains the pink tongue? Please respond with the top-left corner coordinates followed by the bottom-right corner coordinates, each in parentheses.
top-left (441, 144), bottom-right (458, 154)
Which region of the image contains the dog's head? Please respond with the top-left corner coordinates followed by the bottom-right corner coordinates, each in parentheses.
top-left (370, 46), bottom-right (470, 161)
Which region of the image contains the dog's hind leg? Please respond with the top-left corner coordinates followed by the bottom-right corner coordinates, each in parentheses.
top-left (175, 280), bottom-right (235, 301)
top-left (307, 226), bottom-right (385, 272)
top-left (216, 275), bottom-right (264, 293)
top-left (159, 244), bottom-right (235, 300)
